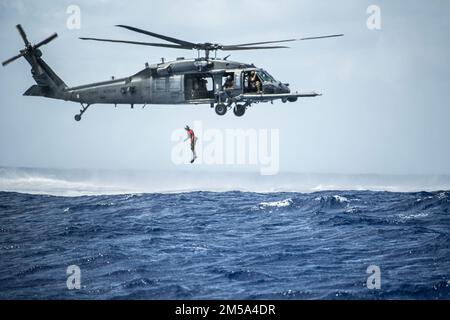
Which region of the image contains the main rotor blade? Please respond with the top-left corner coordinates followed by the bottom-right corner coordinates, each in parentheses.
top-left (79, 37), bottom-right (189, 49)
top-left (116, 25), bottom-right (195, 48)
top-left (228, 39), bottom-right (298, 47)
top-left (2, 52), bottom-right (25, 66)
top-left (299, 34), bottom-right (344, 41)
top-left (34, 33), bottom-right (58, 49)
top-left (229, 34), bottom-right (344, 47)
top-left (221, 45), bottom-right (290, 51)
top-left (16, 24), bottom-right (30, 46)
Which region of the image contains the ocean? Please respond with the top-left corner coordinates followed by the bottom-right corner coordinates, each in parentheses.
top-left (0, 168), bottom-right (449, 299)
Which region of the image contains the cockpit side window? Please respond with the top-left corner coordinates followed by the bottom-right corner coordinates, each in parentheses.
top-left (258, 70), bottom-right (275, 82)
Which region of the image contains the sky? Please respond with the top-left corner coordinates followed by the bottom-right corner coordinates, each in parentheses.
top-left (0, 0), bottom-right (449, 176)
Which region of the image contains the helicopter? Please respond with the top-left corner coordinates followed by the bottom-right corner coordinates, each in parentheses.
top-left (2, 24), bottom-right (343, 121)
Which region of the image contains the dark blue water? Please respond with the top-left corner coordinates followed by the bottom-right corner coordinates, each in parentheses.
top-left (0, 190), bottom-right (449, 299)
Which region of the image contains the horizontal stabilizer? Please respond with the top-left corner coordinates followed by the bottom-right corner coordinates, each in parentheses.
top-left (23, 85), bottom-right (49, 97)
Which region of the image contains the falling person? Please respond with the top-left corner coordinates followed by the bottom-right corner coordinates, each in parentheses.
top-left (184, 125), bottom-right (197, 163)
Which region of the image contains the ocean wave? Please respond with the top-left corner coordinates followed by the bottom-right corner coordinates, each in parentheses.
top-left (1, 188), bottom-right (449, 299)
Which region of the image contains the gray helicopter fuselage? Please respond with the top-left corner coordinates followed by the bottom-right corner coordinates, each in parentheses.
top-left (62, 58), bottom-right (289, 106)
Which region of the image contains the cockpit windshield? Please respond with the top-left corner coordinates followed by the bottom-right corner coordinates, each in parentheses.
top-left (257, 70), bottom-right (275, 82)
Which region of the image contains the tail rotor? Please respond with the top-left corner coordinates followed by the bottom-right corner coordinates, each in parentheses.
top-left (2, 24), bottom-right (58, 67)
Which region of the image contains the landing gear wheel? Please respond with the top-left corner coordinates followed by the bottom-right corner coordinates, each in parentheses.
top-left (233, 104), bottom-right (246, 117)
top-left (215, 103), bottom-right (227, 116)
top-left (73, 103), bottom-right (91, 121)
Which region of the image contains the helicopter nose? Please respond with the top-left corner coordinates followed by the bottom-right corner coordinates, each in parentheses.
top-left (278, 82), bottom-right (290, 93)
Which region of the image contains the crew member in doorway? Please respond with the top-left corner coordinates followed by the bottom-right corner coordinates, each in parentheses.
top-left (249, 70), bottom-right (262, 93)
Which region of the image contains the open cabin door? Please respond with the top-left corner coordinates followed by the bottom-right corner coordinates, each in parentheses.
top-left (221, 70), bottom-right (243, 96)
top-left (184, 74), bottom-right (214, 101)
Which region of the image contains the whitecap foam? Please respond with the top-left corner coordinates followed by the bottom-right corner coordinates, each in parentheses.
top-left (398, 213), bottom-right (430, 220)
top-left (314, 195), bottom-right (349, 203)
top-left (437, 192), bottom-right (448, 200)
top-left (0, 174), bottom-right (135, 196)
top-left (333, 195), bottom-right (349, 203)
top-left (259, 198), bottom-right (293, 208)
top-left (1, 167), bottom-right (449, 196)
